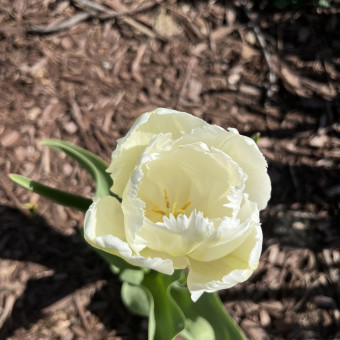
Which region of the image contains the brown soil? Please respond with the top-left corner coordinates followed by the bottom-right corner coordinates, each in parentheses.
top-left (0, 1), bottom-right (339, 339)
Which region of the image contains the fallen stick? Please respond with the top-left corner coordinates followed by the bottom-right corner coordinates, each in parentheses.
top-left (29, 0), bottom-right (159, 37)
top-left (176, 56), bottom-right (198, 108)
top-left (72, 0), bottom-right (112, 13)
top-left (28, 12), bottom-right (92, 34)
top-left (240, 1), bottom-right (277, 100)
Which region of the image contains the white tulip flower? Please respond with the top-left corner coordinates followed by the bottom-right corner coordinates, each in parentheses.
top-left (84, 108), bottom-right (271, 301)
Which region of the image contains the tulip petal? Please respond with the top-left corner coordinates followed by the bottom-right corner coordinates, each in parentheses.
top-left (84, 196), bottom-right (174, 275)
top-left (138, 211), bottom-right (215, 260)
top-left (94, 234), bottom-right (174, 275)
top-left (187, 224), bottom-right (262, 301)
top-left (107, 108), bottom-right (207, 197)
top-left (140, 247), bottom-right (188, 269)
top-left (84, 196), bottom-right (126, 241)
top-left (223, 128), bottom-right (271, 211)
top-left (183, 124), bottom-right (271, 210)
top-left (189, 196), bottom-right (259, 262)
top-left (134, 136), bottom-right (247, 222)
top-left (122, 133), bottom-right (254, 269)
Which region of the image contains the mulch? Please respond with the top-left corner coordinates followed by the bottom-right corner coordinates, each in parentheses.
top-left (0, 0), bottom-right (339, 339)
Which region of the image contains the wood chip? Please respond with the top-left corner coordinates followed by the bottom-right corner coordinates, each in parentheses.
top-left (268, 244), bottom-right (280, 265)
top-left (239, 83), bottom-right (262, 96)
top-left (153, 9), bottom-right (182, 37)
top-left (131, 43), bottom-right (147, 83)
top-left (259, 309), bottom-right (271, 327)
top-left (210, 26), bottom-right (235, 42)
top-left (28, 107), bottom-right (42, 120)
top-left (260, 301), bottom-right (284, 312)
top-left (312, 295), bottom-right (337, 309)
top-left (1, 130), bottom-right (20, 147)
top-left (242, 319), bottom-right (270, 340)
top-left (103, 91), bottom-right (125, 133)
top-left (64, 121), bottom-right (78, 134)
top-left (74, 293), bottom-right (91, 332)
top-left (41, 146), bottom-right (51, 173)
top-left (0, 294), bottom-right (16, 328)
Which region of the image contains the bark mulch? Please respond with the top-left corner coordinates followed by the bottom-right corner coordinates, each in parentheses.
top-left (0, 1), bottom-right (339, 339)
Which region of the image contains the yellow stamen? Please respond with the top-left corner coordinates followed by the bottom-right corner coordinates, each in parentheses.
top-left (174, 209), bottom-right (185, 218)
top-left (152, 208), bottom-right (166, 215)
top-left (180, 201), bottom-right (191, 210)
top-left (164, 189), bottom-right (170, 209)
top-left (171, 202), bottom-right (178, 216)
top-left (152, 190), bottom-right (192, 219)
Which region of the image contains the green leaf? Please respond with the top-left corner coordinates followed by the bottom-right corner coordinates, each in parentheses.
top-left (121, 282), bottom-right (150, 317)
top-left (316, 0), bottom-right (330, 7)
top-left (250, 132), bottom-right (260, 144)
top-left (171, 285), bottom-right (246, 340)
top-left (23, 202), bottom-right (39, 216)
top-left (142, 271), bottom-right (186, 340)
top-left (180, 316), bottom-right (215, 340)
top-left (9, 174), bottom-right (91, 212)
top-left (119, 268), bottom-right (145, 285)
top-left (40, 139), bottom-right (114, 198)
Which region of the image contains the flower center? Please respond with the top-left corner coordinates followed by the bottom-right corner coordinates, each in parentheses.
top-left (152, 189), bottom-right (191, 218)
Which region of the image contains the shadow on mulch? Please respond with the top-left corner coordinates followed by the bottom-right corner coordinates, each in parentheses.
top-left (0, 205), bottom-right (145, 339)
top-left (0, 152), bottom-right (339, 338)
top-left (245, 96), bottom-right (339, 140)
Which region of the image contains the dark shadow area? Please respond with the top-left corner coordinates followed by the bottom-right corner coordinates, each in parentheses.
top-left (231, 159), bottom-right (340, 339)
top-left (244, 97), bottom-right (339, 140)
top-left (263, 161), bottom-right (340, 248)
top-left (268, 161), bottom-right (339, 208)
top-left (0, 205), bottom-right (144, 339)
top-left (88, 279), bottom-right (148, 340)
top-left (220, 244), bottom-right (340, 339)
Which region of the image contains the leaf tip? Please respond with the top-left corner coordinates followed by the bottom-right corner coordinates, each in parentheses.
top-left (9, 173), bottom-right (20, 182)
top-left (40, 139), bottom-right (50, 146)
top-left (251, 132), bottom-right (260, 144)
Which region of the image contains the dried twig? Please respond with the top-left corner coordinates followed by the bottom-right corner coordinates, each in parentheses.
top-left (162, 3), bottom-right (205, 41)
top-left (132, 43), bottom-right (147, 83)
top-left (103, 0), bottom-right (157, 38)
top-left (0, 295), bottom-right (16, 329)
top-left (176, 56), bottom-right (198, 108)
top-left (240, 1), bottom-right (277, 100)
top-left (103, 91), bottom-right (125, 133)
top-left (28, 12), bottom-right (92, 34)
top-left (119, 16), bottom-right (156, 38)
top-left (73, 0), bottom-right (160, 18)
top-left (72, 0), bottom-right (111, 13)
top-left (68, 86), bottom-right (92, 151)
top-left (74, 294), bottom-right (91, 332)
top-left (100, 0), bottom-right (160, 19)
top-left (29, 0), bottom-right (159, 37)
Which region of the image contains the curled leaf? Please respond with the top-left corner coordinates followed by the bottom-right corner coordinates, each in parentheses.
top-left (41, 139), bottom-right (115, 198)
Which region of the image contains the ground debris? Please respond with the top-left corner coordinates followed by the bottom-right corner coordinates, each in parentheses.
top-left (0, 0), bottom-right (339, 339)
